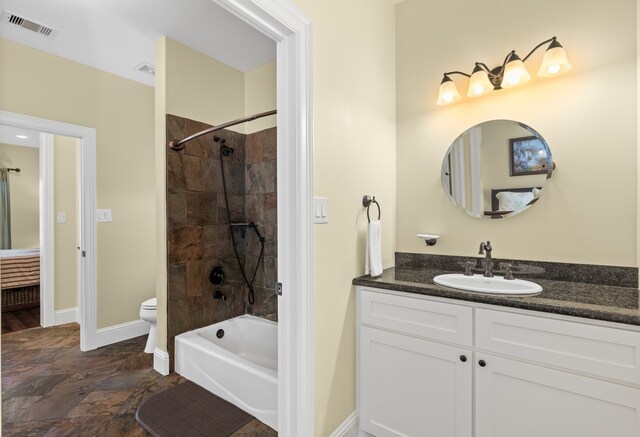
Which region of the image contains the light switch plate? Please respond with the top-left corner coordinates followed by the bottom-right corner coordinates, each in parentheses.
top-left (97, 209), bottom-right (112, 222)
top-left (313, 197), bottom-right (328, 224)
top-left (57, 212), bottom-right (67, 224)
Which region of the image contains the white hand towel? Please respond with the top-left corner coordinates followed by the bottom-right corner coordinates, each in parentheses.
top-left (365, 220), bottom-right (383, 277)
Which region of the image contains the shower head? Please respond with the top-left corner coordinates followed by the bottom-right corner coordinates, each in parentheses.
top-left (214, 135), bottom-right (233, 156)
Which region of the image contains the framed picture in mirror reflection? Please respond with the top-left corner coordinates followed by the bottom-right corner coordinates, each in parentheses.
top-left (509, 136), bottom-right (550, 176)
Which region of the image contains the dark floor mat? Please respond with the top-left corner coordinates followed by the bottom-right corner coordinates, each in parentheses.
top-left (135, 381), bottom-right (253, 437)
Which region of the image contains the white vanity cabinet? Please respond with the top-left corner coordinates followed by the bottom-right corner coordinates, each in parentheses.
top-left (358, 288), bottom-right (473, 437)
top-left (357, 286), bottom-right (640, 437)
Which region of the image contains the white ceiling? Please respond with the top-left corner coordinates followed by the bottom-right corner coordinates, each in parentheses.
top-left (0, 125), bottom-right (40, 148)
top-left (0, 0), bottom-right (276, 87)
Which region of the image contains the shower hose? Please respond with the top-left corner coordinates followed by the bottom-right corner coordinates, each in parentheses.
top-left (219, 143), bottom-right (265, 305)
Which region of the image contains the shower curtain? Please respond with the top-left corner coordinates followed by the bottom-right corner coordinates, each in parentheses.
top-left (0, 169), bottom-right (11, 250)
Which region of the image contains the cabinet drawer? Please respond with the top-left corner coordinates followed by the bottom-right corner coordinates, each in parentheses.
top-left (359, 288), bottom-right (472, 346)
top-left (476, 308), bottom-right (640, 385)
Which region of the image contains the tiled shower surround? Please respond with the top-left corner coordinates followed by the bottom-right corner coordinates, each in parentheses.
top-left (166, 114), bottom-right (277, 365)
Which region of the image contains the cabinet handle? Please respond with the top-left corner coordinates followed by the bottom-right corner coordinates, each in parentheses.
top-left (478, 359), bottom-right (486, 367)
top-left (459, 355), bottom-right (467, 362)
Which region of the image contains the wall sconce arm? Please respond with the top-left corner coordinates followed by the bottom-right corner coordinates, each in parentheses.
top-left (444, 70), bottom-right (472, 79)
top-left (522, 37), bottom-right (557, 62)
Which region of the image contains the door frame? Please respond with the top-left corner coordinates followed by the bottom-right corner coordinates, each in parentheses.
top-left (0, 111), bottom-right (98, 352)
top-left (210, 0), bottom-right (315, 435)
top-left (39, 133), bottom-right (82, 328)
top-left (39, 132), bottom-right (55, 327)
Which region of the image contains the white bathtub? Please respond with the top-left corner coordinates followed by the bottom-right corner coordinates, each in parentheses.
top-left (175, 315), bottom-right (278, 430)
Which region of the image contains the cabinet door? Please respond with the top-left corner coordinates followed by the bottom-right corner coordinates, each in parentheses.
top-left (359, 327), bottom-right (472, 437)
top-left (476, 354), bottom-right (640, 437)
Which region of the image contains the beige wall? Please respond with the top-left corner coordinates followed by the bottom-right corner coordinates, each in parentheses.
top-left (289, 1), bottom-right (397, 435)
top-left (155, 37), bottom-right (169, 354)
top-left (0, 143), bottom-right (39, 249)
top-left (0, 39), bottom-right (156, 328)
top-left (54, 135), bottom-right (79, 311)
top-left (396, 0), bottom-right (637, 266)
top-left (244, 61), bottom-right (277, 133)
top-left (165, 38), bottom-right (245, 131)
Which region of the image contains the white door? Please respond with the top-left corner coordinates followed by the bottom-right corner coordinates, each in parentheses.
top-left (360, 327), bottom-right (472, 437)
top-left (476, 353), bottom-right (640, 437)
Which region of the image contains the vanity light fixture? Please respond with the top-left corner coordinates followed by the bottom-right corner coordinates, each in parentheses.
top-left (437, 37), bottom-right (572, 106)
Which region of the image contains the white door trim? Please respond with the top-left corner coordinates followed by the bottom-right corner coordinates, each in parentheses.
top-left (451, 138), bottom-right (466, 207)
top-left (39, 133), bottom-right (55, 327)
top-left (468, 127), bottom-right (482, 217)
top-left (0, 111), bottom-right (98, 352)
top-left (210, 1), bottom-right (314, 435)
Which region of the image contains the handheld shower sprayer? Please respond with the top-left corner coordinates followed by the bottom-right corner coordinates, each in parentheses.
top-left (248, 222), bottom-right (266, 243)
top-left (219, 137), bottom-right (265, 306)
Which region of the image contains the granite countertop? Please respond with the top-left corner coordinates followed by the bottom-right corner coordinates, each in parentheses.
top-left (353, 267), bottom-right (640, 326)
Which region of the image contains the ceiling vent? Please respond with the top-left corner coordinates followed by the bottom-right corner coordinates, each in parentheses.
top-left (1, 11), bottom-right (58, 38)
top-left (135, 62), bottom-right (155, 76)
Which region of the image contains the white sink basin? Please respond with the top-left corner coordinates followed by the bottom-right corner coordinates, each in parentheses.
top-left (433, 273), bottom-right (542, 295)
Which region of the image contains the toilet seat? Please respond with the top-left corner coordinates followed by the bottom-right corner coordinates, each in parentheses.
top-left (141, 297), bottom-right (157, 310)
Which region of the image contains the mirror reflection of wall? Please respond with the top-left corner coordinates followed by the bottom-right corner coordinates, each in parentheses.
top-left (441, 120), bottom-right (552, 219)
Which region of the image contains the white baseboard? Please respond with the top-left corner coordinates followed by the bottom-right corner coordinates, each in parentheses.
top-left (154, 348), bottom-right (170, 376)
top-left (54, 307), bottom-right (79, 325)
top-left (94, 319), bottom-right (150, 349)
top-left (330, 411), bottom-right (358, 437)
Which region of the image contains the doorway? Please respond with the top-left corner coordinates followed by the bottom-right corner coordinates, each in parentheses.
top-left (0, 130), bottom-right (82, 334)
top-left (0, 111), bottom-right (98, 351)
top-left (206, 1), bottom-right (315, 434)
top-left (0, 129), bottom-right (41, 332)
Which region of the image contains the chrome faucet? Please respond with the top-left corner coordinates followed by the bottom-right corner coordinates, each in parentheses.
top-left (478, 241), bottom-right (493, 277)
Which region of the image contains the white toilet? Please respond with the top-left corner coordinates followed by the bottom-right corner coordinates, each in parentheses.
top-left (139, 297), bottom-right (157, 353)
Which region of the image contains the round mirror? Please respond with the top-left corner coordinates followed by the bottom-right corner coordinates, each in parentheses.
top-left (441, 120), bottom-right (553, 219)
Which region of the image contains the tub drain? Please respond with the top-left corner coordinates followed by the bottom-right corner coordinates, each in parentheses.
top-left (216, 329), bottom-right (224, 339)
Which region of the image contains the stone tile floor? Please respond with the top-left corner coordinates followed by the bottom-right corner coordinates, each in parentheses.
top-left (2, 324), bottom-right (277, 436)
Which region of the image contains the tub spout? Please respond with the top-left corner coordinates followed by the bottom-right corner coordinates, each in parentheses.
top-left (213, 290), bottom-right (227, 301)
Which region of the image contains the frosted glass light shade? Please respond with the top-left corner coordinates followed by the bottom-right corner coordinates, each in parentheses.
top-left (437, 76), bottom-right (461, 105)
top-left (467, 68), bottom-right (494, 97)
top-left (538, 45), bottom-right (572, 77)
top-left (501, 55), bottom-right (531, 88)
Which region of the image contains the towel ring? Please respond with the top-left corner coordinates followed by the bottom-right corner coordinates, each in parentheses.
top-left (363, 195), bottom-right (381, 222)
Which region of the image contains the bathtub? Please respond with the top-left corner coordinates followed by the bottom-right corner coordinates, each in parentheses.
top-left (175, 315), bottom-right (278, 430)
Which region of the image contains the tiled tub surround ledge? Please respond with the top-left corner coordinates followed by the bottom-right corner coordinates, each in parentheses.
top-left (353, 253), bottom-right (640, 326)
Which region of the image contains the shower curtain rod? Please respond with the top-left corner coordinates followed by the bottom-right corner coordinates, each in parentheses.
top-left (168, 109), bottom-right (277, 151)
